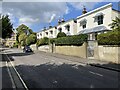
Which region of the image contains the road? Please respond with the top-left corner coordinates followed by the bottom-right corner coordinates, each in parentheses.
top-left (4, 48), bottom-right (119, 89)
top-left (0, 53), bottom-right (14, 89)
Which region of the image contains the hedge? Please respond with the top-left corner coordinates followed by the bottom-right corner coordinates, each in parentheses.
top-left (97, 30), bottom-right (120, 45)
top-left (57, 32), bottom-right (66, 38)
top-left (36, 37), bottom-right (49, 46)
top-left (54, 34), bottom-right (88, 46)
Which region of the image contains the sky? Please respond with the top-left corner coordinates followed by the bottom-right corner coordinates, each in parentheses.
top-left (1, 0), bottom-right (120, 32)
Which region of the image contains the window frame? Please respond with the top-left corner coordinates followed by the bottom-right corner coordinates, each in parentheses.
top-left (97, 15), bottom-right (103, 25)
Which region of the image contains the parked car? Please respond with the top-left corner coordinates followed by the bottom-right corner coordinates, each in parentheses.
top-left (23, 46), bottom-right (33, 53)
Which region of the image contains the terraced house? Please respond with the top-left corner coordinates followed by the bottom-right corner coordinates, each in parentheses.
top-left (37, 3), bottom-right (120, 40)
top-left (37, 18), bottom-right (77, 39)
top-left (77, 3), bottom-right (120, 41)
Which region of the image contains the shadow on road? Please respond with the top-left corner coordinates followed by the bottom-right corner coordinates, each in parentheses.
top-left (8, 52), bottom-right (34, 57)
top-left (0, 52), bottom-right (34, 62)
top-left (0, 48), bottom-right (10, 52)
top-left (90, 62), bottom-right (120, 72)
top-left (1, 66), bottom-right (13, 89)
top-left (14, 63), bottom-right (119, 89)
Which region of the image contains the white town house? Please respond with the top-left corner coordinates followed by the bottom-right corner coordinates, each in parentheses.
top-left (77, 3), bottom-right (120, 40)
top-left (37, 3), bottom-right (120, 40)
top-left (37, 18), bottom-right (77, 39)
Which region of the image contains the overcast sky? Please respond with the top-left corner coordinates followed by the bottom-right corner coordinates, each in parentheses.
top-left (1, 0), bottom-right (120, 32)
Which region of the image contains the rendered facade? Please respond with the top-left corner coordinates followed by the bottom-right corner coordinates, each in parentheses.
top-left (37, 3), bottom-right (120, 40)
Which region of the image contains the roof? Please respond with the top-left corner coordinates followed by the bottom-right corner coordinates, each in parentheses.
top-left (77, 3), bottom-right (112, 19)
top-left (78, 26), bottom-right (110, 34)
top-left (37, 19), bottom-right (76, 33)
top-left (55, 19), bottom-right (77, 27)
top-left (94, 12), bottom-right (104, 17)
top-left (79, 18), bottom-right (87, 23)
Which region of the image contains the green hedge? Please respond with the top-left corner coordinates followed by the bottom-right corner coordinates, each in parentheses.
top-left (54, 34), bottom-right (88, 46)
top-left (57, 32), bottom-right (66, 38)
top-left (97, 30), bottom-right (120, 45)
top-left (36, 37), bottom-right (49, 46)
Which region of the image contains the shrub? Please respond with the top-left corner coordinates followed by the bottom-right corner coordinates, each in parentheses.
top-left (97, 30), bottom-right (120, 45)
top-left (57, 32), bottom-right (66, 38)
top-left (13, 41), bottom-right (18, 48)
top-left (36, 37), bottom-right (49, 46)
top-left (55, 34), bottom-right (88, 46)
top-left (50, 38), bottom-right (56, 44)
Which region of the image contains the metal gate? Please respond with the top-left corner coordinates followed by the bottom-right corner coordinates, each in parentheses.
top-left (87, 41), bottom-right (95, 59)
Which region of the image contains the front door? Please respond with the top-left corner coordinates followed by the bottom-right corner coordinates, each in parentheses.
top-left (87, 40), bottom-right (95, 59)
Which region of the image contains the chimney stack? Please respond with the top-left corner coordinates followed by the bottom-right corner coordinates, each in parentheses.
top-left (58, 19), bottom-right (61, 24)
top-left (49, 23), bottom-right (52, 28)
top-left (82, 6), bottom-right (87, 14)
top-left (44, 27), bottom-right (46, 30)
top-left (61, 18), bottom-right (65, 23)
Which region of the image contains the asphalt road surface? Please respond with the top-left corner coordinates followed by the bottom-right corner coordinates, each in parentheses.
top-left (4, 48), bottom-right (120, 89)
top-left (0, 53), bottom-right (13, 89)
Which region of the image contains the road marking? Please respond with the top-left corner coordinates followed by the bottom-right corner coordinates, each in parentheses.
top-left (5, 53), bottom-right (29, 90)
top-left (72, 65), bottom-right (79, 69)
top-left (48, 68), bottom-right (51, 71)
top-left (6, 61), bottom-right (16, 88)
top-left (90, 84), bottom-right (94, 88)
top-left (53, 80), bottom-right (58, 84)
top-left (89, 71), bottom-right (103, 77)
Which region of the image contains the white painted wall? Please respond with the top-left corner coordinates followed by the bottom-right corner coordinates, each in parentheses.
top-left (56, 20), bottom-right (77, 36)
top-left (77, 3), bottom-right (113, 33)
top-left (37, 27), bottom-right (57, 39)
top-left (112, 9), bottom-right (120, 20)
top-left (37, 3), bottom-right (119, 40)
top-left (37, 19), bottom-right (77, 39)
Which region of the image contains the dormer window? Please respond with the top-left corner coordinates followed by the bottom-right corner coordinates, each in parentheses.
top-left (94, 12), bottom-right (104, 25)
top-left (65, 25), bottom-right (70, 32)
top-left (97, 15), bottom-right (103, 25)
top-left (58, 27), bottom-right (62, 32)
top-left (40, 33), bottom-right (42, 36)
top-left (37, 34), bottom-right (39, 37)
top-left (50, 31), bottom-right (53, 35)
top-left (46, 32), bottom-right (48, 35)
top-left (82, 24), bottom-right (86, 29)
top-left (79, 19), bottom-right (87, 29)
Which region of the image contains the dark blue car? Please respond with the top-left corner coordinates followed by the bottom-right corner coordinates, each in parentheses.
top-left (23, 46), bottom-right (33, 53)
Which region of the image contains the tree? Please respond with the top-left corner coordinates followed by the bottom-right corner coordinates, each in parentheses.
top-left (1, 15), bottom-right (13, 39)
top-left (109, 17), bottom-right (120, 31)
top-left (57, 32), bottom-right (66, 38)
top-left (26, 34), bottom-right (37, 46)
top-left (16, 24), bottom-right (36, 46)
top-left (18, 33), bottom-right (27, 46)
top-left (16, 24), bottom-right (32, 42)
